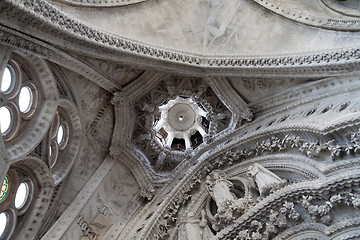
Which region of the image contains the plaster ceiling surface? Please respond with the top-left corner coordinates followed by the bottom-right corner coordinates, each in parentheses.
top-left (52, 0), bottom-right (360, 56)
top-left (228, 78), bottom-right (311, 103)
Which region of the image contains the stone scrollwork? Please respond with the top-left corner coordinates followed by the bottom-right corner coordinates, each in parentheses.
top-left (144, 124), bottom-right (360, 239)
top-left (218, 128), bottom-right (360, 169)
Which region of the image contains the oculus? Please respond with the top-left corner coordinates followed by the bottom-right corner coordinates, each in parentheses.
top-left (153, 96), bottom-right (209, 151)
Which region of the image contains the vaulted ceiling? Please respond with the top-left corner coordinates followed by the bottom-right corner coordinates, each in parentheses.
top-left (0, 0), bottom-right (360, 239)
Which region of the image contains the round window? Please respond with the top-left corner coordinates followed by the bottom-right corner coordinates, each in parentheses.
top-left (0, 212), bottom-right (7, 237)
top-left (0, 106), bottom-right (12, 134)
top-left (14, 182), bottom-right (29, 209)
top-left (1, 65), bottom-right (15, 94)
top-left (0, 176), bottom-right (9, 202)
top-left (18, 86), bottom-right (33, 113)
top-left (57, 125), bottom-right (64, 145)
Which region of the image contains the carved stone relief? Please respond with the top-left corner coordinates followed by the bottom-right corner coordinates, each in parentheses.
top-left (1, 1), bottom-right (360, 239)
top-left (1, 0), bottom-right (360, 75)
top-left (62, 161), bottom-right (139, 240)
top-left (53, 70), bottom-right (115, 217)
top-left (132, 77), bottom-right (233, 172)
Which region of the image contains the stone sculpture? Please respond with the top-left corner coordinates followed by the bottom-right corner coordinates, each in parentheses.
top-left (177, 210), bottom-right (213, 240)
top-left (248, 163), bottom-right (286, 197)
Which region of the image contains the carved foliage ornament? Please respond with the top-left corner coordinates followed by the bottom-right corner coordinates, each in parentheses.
top-left (146, 125), bottom-right (360, 239)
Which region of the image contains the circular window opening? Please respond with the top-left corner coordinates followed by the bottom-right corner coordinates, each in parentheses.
top-left (0, 176), bottom-right (9, 202)
top-left (1, 65), bottom-right (15, 94)
top-left (0, 212), bottom-right (7, 237)
top-left (14, 182), bottom-right (29, 209)
top-left (49, 143), bottom-right (59, 169)
top-left (18, 86), bottom-right (33, 113)
top-left (0, 107), bottom-right (12, 134)
top-left (57, 125), bottom-right (64, 145)
top-left (49, 146), bottom-right (53, 157)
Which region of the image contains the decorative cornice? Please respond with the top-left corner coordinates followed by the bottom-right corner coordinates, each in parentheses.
top-left (251, 0), bottom-right (360, 31)
top-left (1, 0), bottom-right (360, 77)
top-left (54, 0), bottom-right (149, 7)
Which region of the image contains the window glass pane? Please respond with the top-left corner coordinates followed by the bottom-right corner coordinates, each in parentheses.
top-left (1, 66), bottom-right (13, 93)
top-left (57, 125), bottom-right (64, 144)
top-left (0, 212), bottom-right (7, 237)
top-left (15, 182), bottom-right (29, 209)
top-left (19, 87), bottom-right (32, 113)
top-left (0, 177), bottom-right (9, 201)
top-left (0, 107), bottom-right (12, 134)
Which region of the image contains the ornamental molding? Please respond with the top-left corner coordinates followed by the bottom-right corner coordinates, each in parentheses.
top-left (216, 174), bottom-right (360, 239)
top-left (1, 0), bottom-right (360, 77)
top-left (249, 75), bottom-right (360, 114)
top-left (0, 26), bottom-right (119, 92)
top-left (321, 0), bottom-right (360, 18)
top-left (4, 53), bottom-right (59, 161)
top-left (12, 157), bottom-right (54, 240)
top-left (251, 0), bottom-right (360, 31)
top-left (51, 98), bottom-right (82, 185)
top-left (111, 77), bottom-right (360, 191)
top-left (143, 167), bottom-right (360, 240)
top-left (276, 218), bottom-right (360, 240)
top-left (54, 0), bottom-right (150, 7)
top-left (206, 77), bottom-right (252, 127)
top-left (134, 123), bottom-right (360, 239)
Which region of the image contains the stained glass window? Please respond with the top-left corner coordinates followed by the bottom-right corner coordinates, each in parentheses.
top-left (0, 177), bottom-right (9, 201)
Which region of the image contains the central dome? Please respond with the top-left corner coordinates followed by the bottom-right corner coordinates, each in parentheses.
top-left (153, 96), bottom-right (209, 150)
top-left (168, 103), bottom-right (195, 131)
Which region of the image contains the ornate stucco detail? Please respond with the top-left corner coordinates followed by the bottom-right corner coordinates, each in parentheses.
top-left (1, 0), bottom-right (359, 76)
top-left (140, 185), bottom-right (156, 201)
top-left (54, 0), bottom-right (150, 7)
top-left (251, 0), bottom-right (360, 31)
top-left (2, 0), bottom-right (360, 239)
top-left (220, 183), bottom-right (360, 239)
top-left (0, 26), bottom-right (119, 92)
top-left (132, 78), bottom-right (232, 172)
top-left (137, 123), bottom-right (360, 239)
